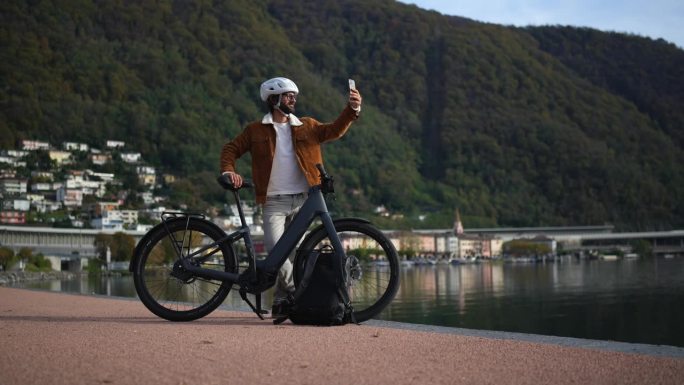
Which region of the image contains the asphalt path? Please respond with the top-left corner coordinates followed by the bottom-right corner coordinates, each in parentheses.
top-left (1, 287), bottom-right (682, 385)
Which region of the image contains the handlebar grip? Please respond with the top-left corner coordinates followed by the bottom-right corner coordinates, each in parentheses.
top-left (316, 163), bottom-right (328, 177)
top-left (316, 163), bottom-right (335, 194)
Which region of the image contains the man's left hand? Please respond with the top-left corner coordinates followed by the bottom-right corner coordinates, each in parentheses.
top-left (349, 89), bottom-right (362, 111)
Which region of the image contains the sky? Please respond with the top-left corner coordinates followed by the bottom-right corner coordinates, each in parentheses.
top-left (398, 1), bottom-right (684, 49)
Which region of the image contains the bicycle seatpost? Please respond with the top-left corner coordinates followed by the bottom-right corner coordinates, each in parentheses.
top-left (216, 174), bottom-right (253, 227)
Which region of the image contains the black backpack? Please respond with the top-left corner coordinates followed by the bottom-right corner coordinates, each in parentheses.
top-left (274, 247), bottom-right (355, 326)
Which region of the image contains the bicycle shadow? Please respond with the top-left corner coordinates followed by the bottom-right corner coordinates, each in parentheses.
top-left (0, 313), bottom-right (278, 326)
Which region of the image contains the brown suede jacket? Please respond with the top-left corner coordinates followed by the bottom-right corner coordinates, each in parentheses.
top-left (220, 105), bottom-right (359, 204)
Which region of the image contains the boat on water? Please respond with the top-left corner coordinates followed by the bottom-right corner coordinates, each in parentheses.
top-left (506, 256), bottom-right (538, 263)
top-left (448, 256), bottom-right (480, 264)
top-left (410, 257), bottom-right (438, 266)
top-left (600, 254), bottom-right (619, 261)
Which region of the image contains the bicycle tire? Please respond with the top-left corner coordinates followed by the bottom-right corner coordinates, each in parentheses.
top-left (293, 219), bottom-right (400, 322)
top-left (132, 217), bottom-right (237, 321)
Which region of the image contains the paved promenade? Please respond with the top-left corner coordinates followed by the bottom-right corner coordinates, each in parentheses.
top-left (1, 287), bottom-right (682, 385)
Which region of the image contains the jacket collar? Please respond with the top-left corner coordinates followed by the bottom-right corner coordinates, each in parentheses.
top-left (261, 112), bottom-right (303, 126)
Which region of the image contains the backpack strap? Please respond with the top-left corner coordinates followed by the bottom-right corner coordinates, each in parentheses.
top-left (331, 248), bottom-right (358, 325)
top-left (272, 249), bottom-right (322, 325)
top-left (293, 249), bottom-right (321, 302)
top-left (338, 287), bottom-right (357, 324)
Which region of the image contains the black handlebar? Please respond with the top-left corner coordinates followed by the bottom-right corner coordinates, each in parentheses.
top-left (217, 165), bottom-right (331, 193)
top-left (316, 163), bottom-right (329, 178)
top-left (316, 163), bottom-right (335, 194)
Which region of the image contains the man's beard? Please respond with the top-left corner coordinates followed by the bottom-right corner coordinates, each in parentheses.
top-left (278, 103), bottom-right (294, 115)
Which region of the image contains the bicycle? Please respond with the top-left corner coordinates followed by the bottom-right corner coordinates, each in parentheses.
top-left (130, 164), bottom-right (400, 322)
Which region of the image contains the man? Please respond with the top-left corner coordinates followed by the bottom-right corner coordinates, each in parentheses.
top-left (220, 77), bottom-right (362, 315)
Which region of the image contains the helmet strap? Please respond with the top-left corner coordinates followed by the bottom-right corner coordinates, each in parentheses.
top-left (275, 94), bottom-right (293, 116)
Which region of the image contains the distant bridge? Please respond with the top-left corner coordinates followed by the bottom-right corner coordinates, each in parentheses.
top-left (410, 225), bottom-right (684, 256)
top-left (0, 225), bottom-right (146, 259)
top-left (574, 230), bottom-right (684, 256)
top-left (1, 225), bottom-right (682, 271)
top-left (0, 225), bottom-right (264, 271)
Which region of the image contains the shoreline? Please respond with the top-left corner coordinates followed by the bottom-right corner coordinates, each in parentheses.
top-left (0, 270), bottom-right (78, 285)
top-left (0, 270), bottom-right (129, 285)
top-left (1, 287), bottom-right (682, 385)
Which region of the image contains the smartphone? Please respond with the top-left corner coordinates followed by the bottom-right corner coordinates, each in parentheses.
top-left (348, 79), bottom-right (356, 90)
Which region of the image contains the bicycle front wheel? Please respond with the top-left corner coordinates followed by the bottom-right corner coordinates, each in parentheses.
top-left (294, 219), bottom-right (400, 322)
top-left (132, 218), bottom-right (237, 321)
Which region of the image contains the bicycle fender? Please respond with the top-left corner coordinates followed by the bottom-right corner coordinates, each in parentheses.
top-left (333, 217), bottom-right (371, 225)
top-left (297, 217), bottom-right (371, 250)
top-left (128, 216), bottom-right (227, 272)
top-left (129, 222), bottom-right (166, 272)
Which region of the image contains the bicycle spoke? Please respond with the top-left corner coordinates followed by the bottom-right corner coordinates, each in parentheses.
top-left (133, 218), bottom-right (237, 321)
top-left (294, 221), bottom-right (399, 322)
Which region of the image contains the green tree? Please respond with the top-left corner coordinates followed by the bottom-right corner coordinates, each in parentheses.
top-left (2, 0), bottom-right (683, 231)
top-left (631, 239), bottom-right (653, 257)
top-left (25, 253), bottom-right (53, 272)
top-left (503, 240), bottom-right (552, 257)
top-left (94, 232), bottom-right (136, 262)
top-left (0, 247), bottom-right (16, 271)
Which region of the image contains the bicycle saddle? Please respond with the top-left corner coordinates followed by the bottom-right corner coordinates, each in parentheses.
top-left (217, 174), bottom-right (253, 191)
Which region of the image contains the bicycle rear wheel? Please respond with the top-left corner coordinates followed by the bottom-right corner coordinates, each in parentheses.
top-left (293, 219), bottom-right (400, 322)
top-left (132, 218), bottom-right (237, 321)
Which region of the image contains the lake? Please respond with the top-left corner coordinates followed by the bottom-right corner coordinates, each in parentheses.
top-left (8, 256), bottom-right (684, 347)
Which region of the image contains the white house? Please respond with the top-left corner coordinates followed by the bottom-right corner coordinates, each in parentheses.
top-left (64, 171), bottom-right (107, 197)
top-left (31, 182), bottom-right (60, 192)
top-left (22, 140), bottom-right (50, 151)
top-left (0, 156), bottom-right (17, 165)
top-left (33, 200), bottom-right (61, 213)
top-left (30, 171), bottom-right (54, 181)
top-left (85, 170), bottom-right (115, 182)
top-left (89, 153), bottom-right (111, 165)
top-left (0, 179), bottom-right (28, 195)
top-left (6, 150), bottom-right (28, 158)
top-left (228, 204), bottom-right (254, 227)
top-left (48, 150), bottom-right (72, 165)
top-left (106, 140), bottom-right (125, 149)
top-left (63, 142), bottom-right (89, 152)
top-left (90, 215), bottom-right (124, 231)
top-left (121, 152), bottom-right (142, 163)
top-left (136, 166), bottom-right (156, 187)
top-left (56, 187), bottom-right (83, 207)
top-left (140, 191), bottom-right (155, 206)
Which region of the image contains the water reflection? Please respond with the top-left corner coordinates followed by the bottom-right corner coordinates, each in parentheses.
top-left (9, 257), bottom-right (684, 347)
top-left (384, 258), bottom-right (684, 347)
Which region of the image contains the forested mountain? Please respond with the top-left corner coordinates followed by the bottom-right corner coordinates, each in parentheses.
top-left (2, 0), bottom-right (683, 230)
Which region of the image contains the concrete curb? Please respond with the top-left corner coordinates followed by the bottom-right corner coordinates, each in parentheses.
top-left (365, 320), bottom-right (684, 358)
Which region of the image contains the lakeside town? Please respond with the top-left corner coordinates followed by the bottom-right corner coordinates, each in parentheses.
top-left (1, 139), bottom-right (187, 232)
top-left (2, 139), bottom-right (678, 273)
top-left (0, 139), bottom-right (556, 263)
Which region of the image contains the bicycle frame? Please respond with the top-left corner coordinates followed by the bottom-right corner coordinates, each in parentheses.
top-left (132, 165), bottom-right (399, 323)
top-left (177, 184), bottom-right (344, 292)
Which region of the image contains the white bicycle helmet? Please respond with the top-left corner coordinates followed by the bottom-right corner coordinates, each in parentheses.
top-left (260, 77), bottom-right (298, 101)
